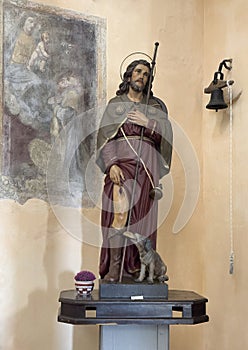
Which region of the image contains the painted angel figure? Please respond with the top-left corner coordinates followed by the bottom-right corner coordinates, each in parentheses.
top-left (27, 31), bottom-right (50, 72)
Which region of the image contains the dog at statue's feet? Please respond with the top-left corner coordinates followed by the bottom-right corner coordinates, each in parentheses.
top-left (124, 231), bottom-right (169, 284)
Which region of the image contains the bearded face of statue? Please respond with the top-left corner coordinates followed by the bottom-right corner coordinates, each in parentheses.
top-left (129, 64), bottom-right (150, 92)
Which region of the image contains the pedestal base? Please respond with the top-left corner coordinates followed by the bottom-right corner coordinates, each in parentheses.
top-left (58, 289), bottom-right (208, 350)
top-left (58, 289), bottom-right (208, 325)
top-left (99, 277), bottom-right (168, 299)
top-left (100, 325), bottom-right (169, 350)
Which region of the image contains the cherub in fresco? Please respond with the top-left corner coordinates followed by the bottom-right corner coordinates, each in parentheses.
top-left (27, 31), bottom-right (50, 73)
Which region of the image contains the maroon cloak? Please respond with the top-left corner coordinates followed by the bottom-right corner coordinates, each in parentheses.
top-left (96, 94), bottom-right (172, 278)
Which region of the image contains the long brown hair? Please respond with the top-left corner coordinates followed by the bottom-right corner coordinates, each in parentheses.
top-left (116, 59), bottom-right (153, 96)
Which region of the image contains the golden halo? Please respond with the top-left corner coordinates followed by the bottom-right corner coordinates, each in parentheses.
top-left (119, 51), bottom-right (155, 81)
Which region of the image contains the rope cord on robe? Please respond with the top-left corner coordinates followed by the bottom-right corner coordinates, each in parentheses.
top-left (119, 43), bottom-right (160, 282)
top-left (120, 127), bottom-right (155, 188)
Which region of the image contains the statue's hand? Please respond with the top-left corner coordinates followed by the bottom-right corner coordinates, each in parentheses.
top-left (109, 165), bottom-right (125, 185)
top-left (127, 110), bottom-right (148, 127)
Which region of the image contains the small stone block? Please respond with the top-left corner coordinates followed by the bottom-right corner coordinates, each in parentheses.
top-left (99, 277), bottom-right (168, 299)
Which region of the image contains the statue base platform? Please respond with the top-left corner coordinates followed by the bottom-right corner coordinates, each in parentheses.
top-left (99, 277), bottom-right (168, 299)
top-left (58, 289), bottom-right (208, 325)
top-left (58, 289), bottom-right (209, 350)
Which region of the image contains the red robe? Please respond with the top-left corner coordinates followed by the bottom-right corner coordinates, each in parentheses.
top-left (96, 94), bottom-right (172, 278)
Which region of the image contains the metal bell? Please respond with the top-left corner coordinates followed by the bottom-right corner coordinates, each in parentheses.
top-left (206, 88), bottom-right (228, 112)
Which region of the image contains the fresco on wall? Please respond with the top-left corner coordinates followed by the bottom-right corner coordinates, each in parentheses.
top-left (0, 0), bottom-right (106, 206)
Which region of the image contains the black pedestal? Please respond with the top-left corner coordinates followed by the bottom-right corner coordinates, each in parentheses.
top-left (58, 289), bottom-right (209, 350)
top-left (58, 289), bottom-right (208, 325)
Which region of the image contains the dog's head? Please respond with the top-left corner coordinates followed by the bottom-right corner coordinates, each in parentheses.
top-left (123, 231), bottom-right (151, 250)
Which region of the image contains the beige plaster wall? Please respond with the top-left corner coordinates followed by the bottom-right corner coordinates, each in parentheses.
top-left (202, 1), bottom-right (248, 349)
top-left (1, 0), bottom-right (247, 349)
